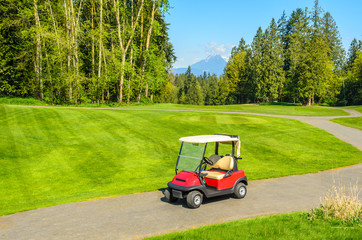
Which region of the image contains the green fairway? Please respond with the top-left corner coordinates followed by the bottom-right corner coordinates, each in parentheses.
top-left (146, 212), bottom-right (361, 240)
top-left (331, 117), bottom-right (362, 130)
top-left (0, 105), bottom-right (361, 216)
top-left (124, 103), bottom-right (349, 116)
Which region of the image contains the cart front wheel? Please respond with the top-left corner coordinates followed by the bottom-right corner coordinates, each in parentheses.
top-left (234, 183), bottom-right (247, 199)
top-left (186, 191), bottom-right (203, 208)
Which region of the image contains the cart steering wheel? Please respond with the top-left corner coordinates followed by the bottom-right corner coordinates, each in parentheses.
top-left (203, 157), bottom-right (213, 165)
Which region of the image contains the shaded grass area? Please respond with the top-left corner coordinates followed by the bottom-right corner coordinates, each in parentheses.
top-left (0, 97), bottom-right (349, 116)
top-left (331, 117), bottom-right (362, 130)
top-left (0, 105), bottom-right (361, 216)
top-left (0, 97), bottom-right (115, 108)
top-left (146, 212), bottom-right (361, 240)
top-left (0, 97), bottom-right (47, 106)
top-left (124, 103), bottom-right (349, 116)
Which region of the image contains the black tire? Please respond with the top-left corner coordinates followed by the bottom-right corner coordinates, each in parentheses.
top-left (164, 188), bottom-right (178, 202)
top-left (234, 182), bottom-right (247, 199)
top-left (186, 191), bottom-right (203, 209)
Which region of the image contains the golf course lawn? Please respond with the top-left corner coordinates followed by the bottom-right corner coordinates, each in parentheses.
top-left (331, 117), bottom-right (362, 130)
top-left (0, 105), bottom-right (361, 216)
top-left (0, 97), bottom-right (350, 116)
top-left (124, 103), bottom-right (350, 116)
top-left (146, 212), bottom-right (361, 240)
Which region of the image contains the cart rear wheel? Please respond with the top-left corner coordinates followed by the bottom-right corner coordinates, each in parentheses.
top-left (186, 191), bottom-right (203, 208)
top-left (164, 188), bottom-right (178, 202)
top-left (234, 182), bottom-right (247, 199)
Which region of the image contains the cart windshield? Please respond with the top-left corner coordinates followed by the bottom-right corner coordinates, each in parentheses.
top-left (177, 142), bottom-right (206, 172)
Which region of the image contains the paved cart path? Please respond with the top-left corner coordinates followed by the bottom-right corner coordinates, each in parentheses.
top-left (1, 105), bottom-right (361, 239)
top-left (1, 164), bottom-right (361, 240)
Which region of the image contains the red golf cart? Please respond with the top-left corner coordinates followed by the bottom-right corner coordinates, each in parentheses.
top-left (164, 134), bottom-right (247, 208)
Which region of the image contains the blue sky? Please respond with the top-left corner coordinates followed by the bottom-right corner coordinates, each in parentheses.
top-left (165, 0), bottom-right (362, 68)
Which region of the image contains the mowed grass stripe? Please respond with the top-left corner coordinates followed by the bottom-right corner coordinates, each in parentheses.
top-left (123, 103), bottom-right (349, 116)
top-left (0, 96), bottom-right (350, 116)
top-left (0, 105), bottom-right (361, 215)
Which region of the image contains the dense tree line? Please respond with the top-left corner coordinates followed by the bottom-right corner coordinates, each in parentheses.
top-left (1, 0), bottom-right (361, 106)
top-left (0, 0), bottom-right (175, 104)
top-left (342, 39), bottom-right (362, 105)
top-left (165, 1), bottom-right (362, 106)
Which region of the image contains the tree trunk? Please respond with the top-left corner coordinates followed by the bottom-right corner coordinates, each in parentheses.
top-left (102, 44), bottom-right (108, 103)
top-left (91, 0), bottom-right (95, 103)
top-left (115, 0), bottom-right (144, 102)
top-left (127, 1), bottom-right (135, 104)
top-left (44, 44), bottom-right (54, 103)
top-left (98, 0), bottom-right (103, 103)
top-left (34, 0), bottom-right (43, 100)
top-left (119, 52), bottom-right (126, 102)
top-left (70, 0), bottom-right (82, 103)
top-left (136, 11), bottom-right (144, 103)
top-left (47, 0), bottom-right (63, 76)
top-left (127, 47), bottom-right (134, 103)
top-left (64, 0), bottom-right (72, 100)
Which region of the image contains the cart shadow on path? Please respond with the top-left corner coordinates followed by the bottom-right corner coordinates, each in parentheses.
top-left (159, 189), bottom-right (233, 209)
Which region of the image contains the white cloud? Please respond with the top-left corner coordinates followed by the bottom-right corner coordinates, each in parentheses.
top-left (205, 41), bottom-right (234, 59)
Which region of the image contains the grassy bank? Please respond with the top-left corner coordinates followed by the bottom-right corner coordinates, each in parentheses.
top-left (146, 212), bottom-right (361, 240)
top-left (331, 117), bottom-right (362, 130)
top-left (0, 105), bottom-right (360, 215)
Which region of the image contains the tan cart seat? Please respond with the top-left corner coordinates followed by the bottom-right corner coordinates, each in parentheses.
top-left (201, 156), bottom-right (234, 180)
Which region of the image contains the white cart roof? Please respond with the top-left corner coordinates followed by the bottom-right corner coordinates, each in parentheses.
top-left (179, 135), bottom-right (241, 157)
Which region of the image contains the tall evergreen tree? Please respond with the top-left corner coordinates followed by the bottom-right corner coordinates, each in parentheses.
top-left (342, 50), bottom-right (362, 105)
top-left (286, 8), bottom-right (313, 104)
top-left (308, 0), bottom-right (336, 104)
top-left (0, 0), bottom-right (34, 96)
top-left (223, 38), bottom-right (247, 103)
top-left (321, 12), bottom-right (344, 71)
top-left (346, 38), bottom-right (362, 71)
top-left (213, 76), bottom-right (229, 105)
top-left (247, 27), bottom-right (264, 102)
top-left (247, 20), bottom-right (285, 103)
top-left (353, 50), bottom-right (362, 81)
top-left (261, 18), bottom-right (285, 101)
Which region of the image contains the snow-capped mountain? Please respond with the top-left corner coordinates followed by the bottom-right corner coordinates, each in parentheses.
top-left (174, 55), bottom-right (228, 76)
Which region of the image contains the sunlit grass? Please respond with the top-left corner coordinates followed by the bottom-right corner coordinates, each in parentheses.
top-left (146, 212), bottom-right (361, 240)
top-left (124, 103), bottom-right (349, 116)
top-left (0, 105), bottom-right (360, 215)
